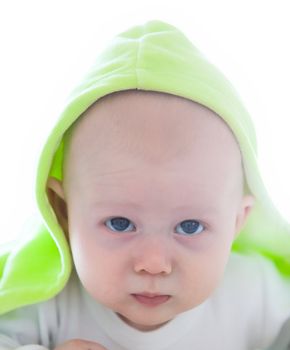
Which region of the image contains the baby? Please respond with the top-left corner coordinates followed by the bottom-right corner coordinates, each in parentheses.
top-left (0, 20), bottom-right (290, 350)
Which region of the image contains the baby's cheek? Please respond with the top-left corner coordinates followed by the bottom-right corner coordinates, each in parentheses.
top-left (184, 254), bottom-right (227, 306)
top-left (71, 237), bottom-right (124, 290)
top-left (78, 265), bottom-right (125, 308)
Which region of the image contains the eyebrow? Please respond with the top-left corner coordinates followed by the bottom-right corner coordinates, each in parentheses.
top-left (92, 201), bottom-right (220, 215)
top-left (93, 201), bottom-right (143, 210)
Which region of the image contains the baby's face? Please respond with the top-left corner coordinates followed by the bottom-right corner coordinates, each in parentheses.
top-left (49, 91), bottom-right (254, 331)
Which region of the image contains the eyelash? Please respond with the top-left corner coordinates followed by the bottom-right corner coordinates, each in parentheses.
top-left (104, 216), bottom-right (205, 236)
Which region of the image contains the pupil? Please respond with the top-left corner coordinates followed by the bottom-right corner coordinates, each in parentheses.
top-left (111, 217), bottom-right (130, 231)
top-left (181, 220), bottom-right (199, 233)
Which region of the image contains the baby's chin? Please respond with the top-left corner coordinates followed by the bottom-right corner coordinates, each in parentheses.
top-left (116, 312), bottom-right (171, 331)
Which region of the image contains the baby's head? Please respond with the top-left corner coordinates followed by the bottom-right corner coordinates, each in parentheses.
top-left (2, 19), bottom-right (288, 323)
top-left (47, 89), bottom-right (254, 331)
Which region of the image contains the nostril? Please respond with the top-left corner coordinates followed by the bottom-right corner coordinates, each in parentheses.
top-left (134, 259), bottom-right (172, 275)
top-left (133, 238), bottom-right (173, 275)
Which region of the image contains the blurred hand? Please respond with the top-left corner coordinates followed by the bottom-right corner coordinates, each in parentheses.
top-left (54, 339), bottom-right (108, 350)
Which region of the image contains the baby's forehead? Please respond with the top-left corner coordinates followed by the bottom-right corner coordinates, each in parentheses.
top-left (71, 90), bottom-right (239, 155)
top-left (65, 90), bottom-right (241, 168)
top-left (71, 90), bottom-right (236, 140)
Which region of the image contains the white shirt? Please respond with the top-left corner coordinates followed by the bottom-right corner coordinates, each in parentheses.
top-left (0, 253), bottom-right (290, 350)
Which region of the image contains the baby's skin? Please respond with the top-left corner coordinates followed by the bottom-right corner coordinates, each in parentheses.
top-left (55, 339), bottom-right (107, 350)
top-left (47, 90), bottom-right (254, 346)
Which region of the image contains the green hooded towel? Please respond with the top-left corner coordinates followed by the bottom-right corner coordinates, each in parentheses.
top-left (0, 20), bottom-right (289, 315)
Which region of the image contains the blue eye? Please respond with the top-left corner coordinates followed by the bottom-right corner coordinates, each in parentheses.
top-left (175, 220), bottom-right (204, 235)
top-left (105, 217), bottom-right (135, 232)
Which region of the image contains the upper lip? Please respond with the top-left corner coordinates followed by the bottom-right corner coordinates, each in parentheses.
top-left (133, 292), bottom-right (168, 297)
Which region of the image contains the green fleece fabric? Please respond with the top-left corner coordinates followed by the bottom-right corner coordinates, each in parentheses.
top-left (0, 20), bottom-right (290, 315)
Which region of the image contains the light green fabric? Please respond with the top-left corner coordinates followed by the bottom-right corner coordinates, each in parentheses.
top-left (1, 20), bottom-right (290, 315)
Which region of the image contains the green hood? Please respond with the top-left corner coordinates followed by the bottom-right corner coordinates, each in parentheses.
top-left (1, 20), bottom-right (290, 315)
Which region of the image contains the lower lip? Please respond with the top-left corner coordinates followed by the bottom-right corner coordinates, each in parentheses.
top-left (132, 294), bottom-right (171, 306)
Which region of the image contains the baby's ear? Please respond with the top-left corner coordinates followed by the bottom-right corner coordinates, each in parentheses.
top-left (234, 195), bottom-right (255, 236)
top-left (46, 177), bottom-right (68, 235)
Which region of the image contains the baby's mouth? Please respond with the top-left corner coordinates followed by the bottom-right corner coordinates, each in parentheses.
top-left (131, 293), bottom-right (171, 306)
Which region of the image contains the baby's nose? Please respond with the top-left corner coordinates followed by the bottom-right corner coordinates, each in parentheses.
top-left (132, 235), bottom-right (173, 275)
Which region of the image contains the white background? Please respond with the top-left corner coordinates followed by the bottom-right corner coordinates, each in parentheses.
top-left (0, 0), bottom-right (289, 244)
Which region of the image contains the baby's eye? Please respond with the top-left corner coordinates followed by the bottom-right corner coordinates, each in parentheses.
top-left (175, 220), bottom-right (204, 236)
top-left (105, 217), bottom-right (135, 232)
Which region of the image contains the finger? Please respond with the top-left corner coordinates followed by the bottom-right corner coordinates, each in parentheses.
top-left (54, 339), bottom-right (107, 350)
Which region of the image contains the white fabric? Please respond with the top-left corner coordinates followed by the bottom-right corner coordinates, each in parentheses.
top-left (0, 253), bottom-right (290, 350)
top-left (0, 335), bottom-right (48, 350)
top-left (266, 317), bottom-right (290, 350)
